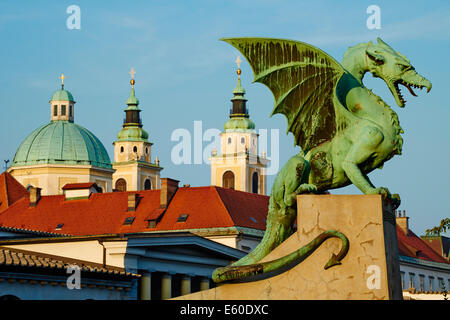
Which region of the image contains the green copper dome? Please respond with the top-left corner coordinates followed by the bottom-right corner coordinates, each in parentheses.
top-left (117, 126), bottom-right (149, 142)
top-left (12, 121), bottom-right (112, 169)
top-left (224, 117), bottom-right (255, 131)
top-left (126, 88), bottom-right (140, 107)
top-left (50, 89), bottom-right (75, 102)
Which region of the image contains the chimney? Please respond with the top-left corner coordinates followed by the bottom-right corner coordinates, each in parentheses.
top-left (396, 209), bottom-right (409, 234)
top-left (160, 178), bottom-right (179, 208)
top-left (29, 187), bottom-right (42, 207)
top-left (127, 193), bottom-right (139, 212)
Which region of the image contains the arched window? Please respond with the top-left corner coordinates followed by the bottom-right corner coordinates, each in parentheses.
top-left (222, 171), bottom-right (235, 190)
top-left (144, 179), bottom-right (152, 190)
top-left (227, 137), bottom-right (232, 144)
top-left (252, 172), bottom-right (259, 194)
top-left (241, 137), bottom-right (245, 145)
top-left (120, 146), bottom-right (124, 153)
top-left (115, 178), bottom-right (127, 192)
top-left (133, 146), bottom-right (138, 153)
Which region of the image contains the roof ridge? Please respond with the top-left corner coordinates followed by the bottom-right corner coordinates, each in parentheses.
top-left (212, 186), bottom-right (243, 227)
top-left (1, 172), bottom-right (8, 207)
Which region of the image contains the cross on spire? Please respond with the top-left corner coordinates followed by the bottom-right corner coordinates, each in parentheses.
top-left (235, 56), bottom-right (242, 79)
top-left (129, 67), bottom-right (136, 87)
top-left (60, 73), bottom-right (65, 89)
top-left (235, 56), bottom-right (242, 68)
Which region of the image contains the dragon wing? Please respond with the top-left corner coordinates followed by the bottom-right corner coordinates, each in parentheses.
top-left (222, 38), bottom-right (347, 151)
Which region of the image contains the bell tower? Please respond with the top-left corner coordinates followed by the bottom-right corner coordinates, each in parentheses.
top-left (112, 68), bottom-right (162, 191)
top-left (210, 57), bottom-right (269, 194)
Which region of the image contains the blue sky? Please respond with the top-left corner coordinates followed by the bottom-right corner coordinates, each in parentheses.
top-left (0, 0), bottom-right (449, 235)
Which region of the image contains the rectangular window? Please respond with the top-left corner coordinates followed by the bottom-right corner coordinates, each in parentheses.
top-left (419, 274), bottom-right (425, 291)
top-left (400, 272), bottom-right (405, 289)
top-left (429, 276), bottom-right (435, 291)
top-left (61, 105), bottom-right (66, 116)
top-left (53, 105), bottom-right (58, 116)
top-left (438, 277), bottom-right (445, 291)
top-left (69, 105), bottom-right (73, 117)
top-left (409, 273), bottom-right (415, 289)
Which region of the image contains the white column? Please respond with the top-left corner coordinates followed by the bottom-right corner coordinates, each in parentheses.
top-left (180, 275), bottom-right (191, 296)
top-left (161, 273), bottom-right (172, 300)
top-left (200, 277), bottom-right (210, 291)
top-left (140, 273), bottom-right (151, 300)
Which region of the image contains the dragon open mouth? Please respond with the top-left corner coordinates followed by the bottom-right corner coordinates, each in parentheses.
top-left (393, 80), bottom-right (429, 105)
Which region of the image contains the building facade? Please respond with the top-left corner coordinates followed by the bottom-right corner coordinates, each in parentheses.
top-left (112, 72), bottom-right (162, 192)
top-left (7, 77), bottom-right (114, 195)
top-left (210, 63), bottom-right (269, 195)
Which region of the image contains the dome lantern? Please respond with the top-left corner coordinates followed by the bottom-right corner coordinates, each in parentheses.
top-left (50, 73), bottom-right (76, 122)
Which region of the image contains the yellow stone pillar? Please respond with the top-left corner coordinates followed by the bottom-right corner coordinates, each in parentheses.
top-left (180, 275), bottom-right (191, 296)
top-left (200, 277), bottom-right (210, 291)
top-left (140, 273), bottom-right (151, 300)
top-left (161, 274), bottom-right (172, 300)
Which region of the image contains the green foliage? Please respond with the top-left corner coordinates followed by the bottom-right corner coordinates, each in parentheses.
top-left (425, 218), bottom-right (450, 236)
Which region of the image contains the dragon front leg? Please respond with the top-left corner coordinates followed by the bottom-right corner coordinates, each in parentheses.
top-left (341, 126), bottom-right (397, 199)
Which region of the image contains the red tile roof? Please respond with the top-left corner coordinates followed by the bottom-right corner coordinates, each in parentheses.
top-left (0, 185), bottom-right (268, 236)
top-left (62, 182), bottom-right (97, 190)
top-left (396, 225), bottom-right (449, 264)
top-left (0, 173), bottom-right (447, 265)
top-left (0, 172), bottom-right (29, 213)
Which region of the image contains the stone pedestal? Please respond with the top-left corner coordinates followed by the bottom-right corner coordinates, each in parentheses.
top-left (176, 194), bottom-right (402, 300)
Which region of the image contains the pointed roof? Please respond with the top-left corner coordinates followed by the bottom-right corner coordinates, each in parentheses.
top-left (0, 172), bottom-right (28, 213)
top-left (396, 225), bottom-right (449, 264)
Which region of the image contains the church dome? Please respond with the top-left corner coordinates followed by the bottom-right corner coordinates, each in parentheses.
top-left (224, 117), bottom-right (255, 131)
top-left (12, 121), bottom-right (112, 169)
top-left (50, 89), bottom-right (75, 102)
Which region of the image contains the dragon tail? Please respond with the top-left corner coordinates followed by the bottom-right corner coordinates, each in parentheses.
top-left (212, 230), bottom-right (349, 284)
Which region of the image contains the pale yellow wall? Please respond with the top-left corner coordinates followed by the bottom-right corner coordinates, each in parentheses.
top-left (113, 141), bottom-right (152, 163)
top-left (3, 239), bottom-right (128, 268)
top-left (211, 129), bottom-right (268, 194)
top-left (210, 154), bottom-right (267, 194)
top-left (64, 188), bottom-right (91, 199)
top-left (204, 235), bottom-right (238, 249)
top-left (113, 162), bottom-right (161, 191)
top-left (220, 131), bottom-right (258, 155)
top-left (50, 100), bottom-right (75, 122)
top-left (8, 165), bottom-right (113, 195)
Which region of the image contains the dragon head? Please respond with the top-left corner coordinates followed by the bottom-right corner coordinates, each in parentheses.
top-left (365, 37), bottom-right (432, 107)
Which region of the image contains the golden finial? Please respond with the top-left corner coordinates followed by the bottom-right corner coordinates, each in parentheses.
top-left (235, 56), bottom-right (242, 79)
top-left (129, 67), bottom-right (136, 87)
top-left (60, 73), bottom-right (65, 89)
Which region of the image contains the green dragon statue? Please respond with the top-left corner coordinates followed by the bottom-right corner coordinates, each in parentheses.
top-left (212, 37), bottom-right (431, 284)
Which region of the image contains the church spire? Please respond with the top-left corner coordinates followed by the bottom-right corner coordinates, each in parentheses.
top-left (123, 68), bottom-right (142, 127)
top-left (230, 56), bottom-right (249, 117)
